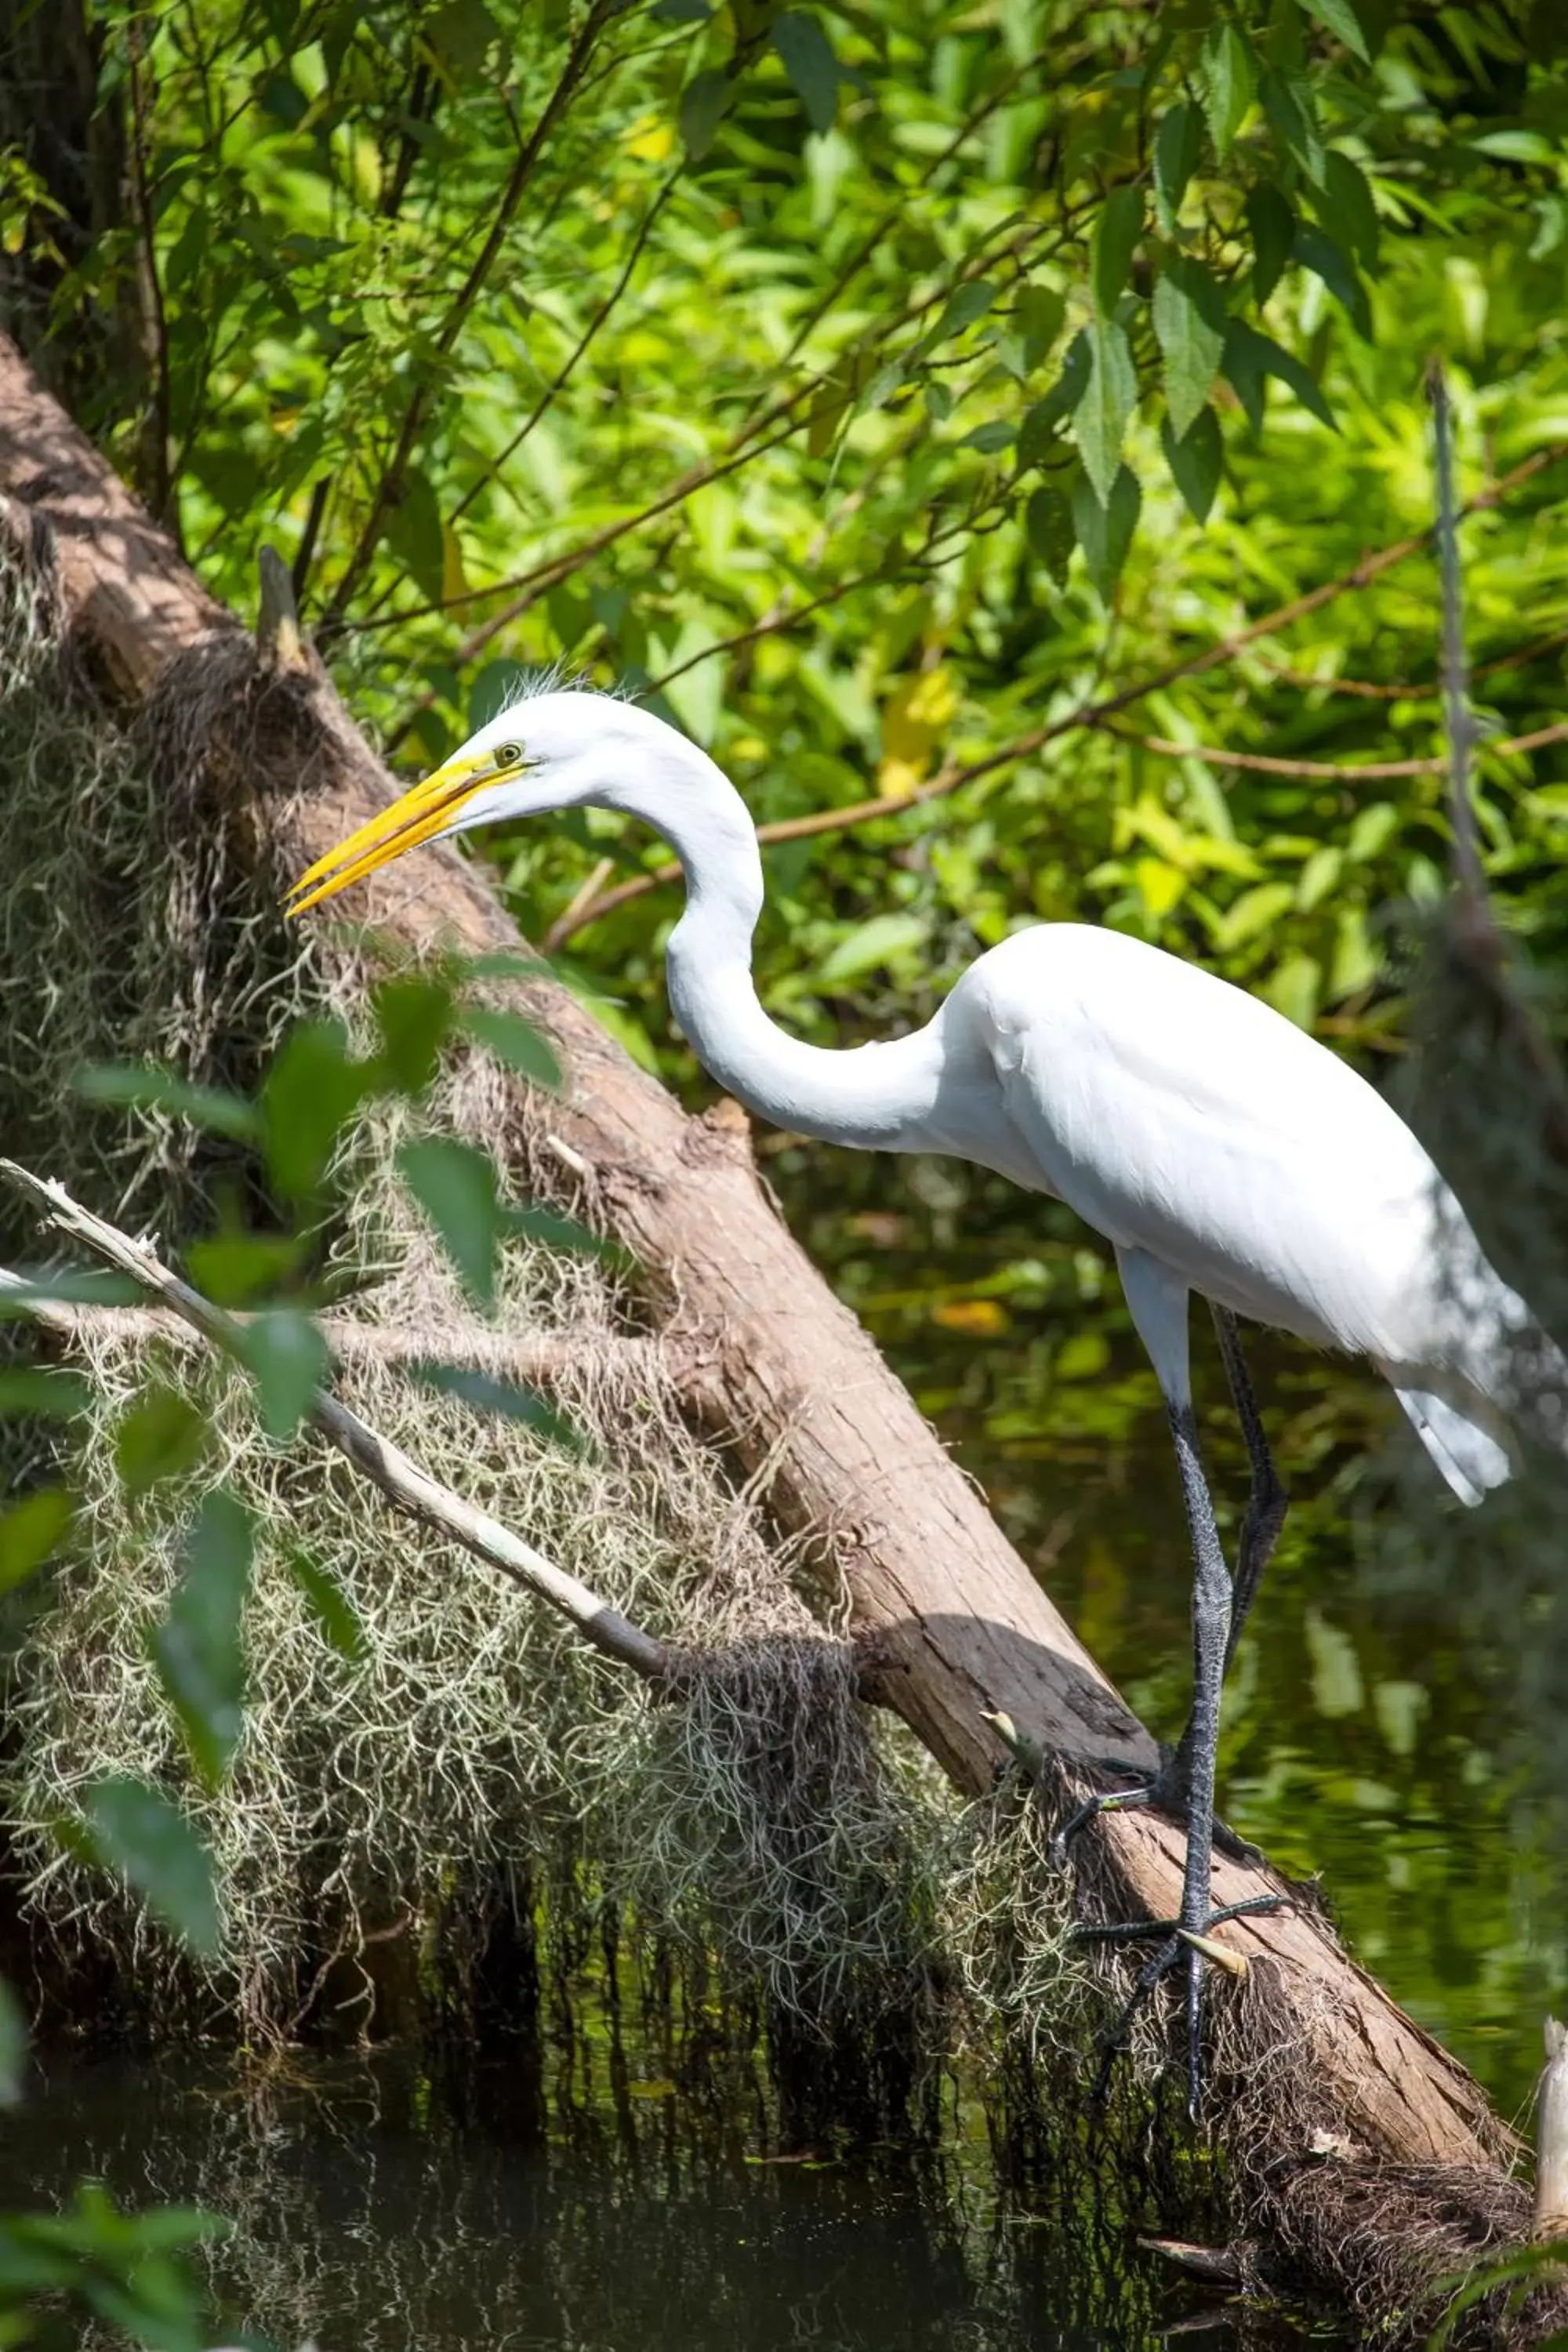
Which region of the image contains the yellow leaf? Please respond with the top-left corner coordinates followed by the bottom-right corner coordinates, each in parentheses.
top-left (1135, 857), bottom-right (1188, 918)
top-left (624, 116), bottom-right (675, 162)
top-left (628, 2077), bottom-right (677, 2098)
top-left (875, 754), bottom-right (924, 799)
top-left (878, 666), bottom-right (958, 792)
top-left (932, 1299), bottom-right (1009, 1335)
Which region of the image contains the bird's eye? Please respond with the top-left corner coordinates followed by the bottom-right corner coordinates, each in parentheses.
top-left (492, 742), bottom-right (524, 770)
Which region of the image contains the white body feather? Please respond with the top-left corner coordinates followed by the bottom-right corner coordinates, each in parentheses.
top-left (441, 691), bottom-right (1544, 1507)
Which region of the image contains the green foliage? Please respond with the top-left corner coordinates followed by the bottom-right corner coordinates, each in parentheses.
top-left (2, 0), bottom-right (1557, 1083)
top-left (151, 1491), bottom-right (256, 1790)
top-left (75, 1779), bottom-right (222, 1959)
top-left (0, 2183), bottom-right (227, 2352)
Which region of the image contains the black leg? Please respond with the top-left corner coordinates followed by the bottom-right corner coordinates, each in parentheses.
top-left (1166, 1396), bottom-right (1232, 2122)
top-left (1210, 1305), bottom-right (1288, 1674)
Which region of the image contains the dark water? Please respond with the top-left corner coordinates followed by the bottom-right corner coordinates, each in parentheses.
top-left (0, 2046), bottom-right (1261, 2350)
top-left (6, 1149), bottom-right (1564, 2348)
top-left (780, 1142), bottom-right (1568, 2124)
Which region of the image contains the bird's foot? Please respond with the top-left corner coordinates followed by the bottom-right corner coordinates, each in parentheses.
top-left (1051, 1746), bottom-right (1265, 1871)
top-left (1073, 1893), bottom-right (1287, 2122)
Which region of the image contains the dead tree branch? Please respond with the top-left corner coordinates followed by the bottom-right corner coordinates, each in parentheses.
top-left (0, 1167), bottom-right (670, 1682)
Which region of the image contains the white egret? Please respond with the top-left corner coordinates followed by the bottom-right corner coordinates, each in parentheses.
top-left (289, 688), bottom-right (1556, 2114)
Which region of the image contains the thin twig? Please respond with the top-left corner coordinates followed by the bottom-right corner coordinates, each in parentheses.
top-left (321, 0), bottom-right (619, 627)
top-left (3, 1288), bottom-right (671, 1388)
top-left (543, 440), bottom-right (1568, 946)
top-left (1095, 716), bottom-right (1568, 782)
top-left (450, 171), bottom-right (680, 529)
top-left (1258, 629), bottom-right (1568, 700)
top-left (366, 213), bottom-right (1057, 695)
top-left (125, 12), bottom-right (175, 535)
top-left (0, 1165), bottom-right (669, 1682)
top-left (1429, 361), bottom-right (1486, 906)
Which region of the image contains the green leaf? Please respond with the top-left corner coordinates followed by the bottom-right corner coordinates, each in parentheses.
top-left (79, 1777), bottom-right (221, 1957)
top-left (1294, 223), bottom-right (1371, 336)
top-left (426, 0), bottom-right (508, 74)
top-left (261, 1018), bottom-right (372, 1199)
top-left (1299, 0), bottom-right (1369, 61)
top-left (960, 420), bottom-right (1014, 454)
top-left (504, 1202), bottom-right (612, 1259)
top-left (1247, 183), bottom-right (1296, 304)
top-left (0, 1488), bottom-right (74, 1592)
top-left (412, 1360), bottom-right (583, 1452)
top-left (184, 1232), bottom-right (302, 1307)
top-left (151, 1489), bottom-right (255, 1789)
top-left (1318, 151), bottom-right (1380, 270)
top-left (1070, 464), bottom-right (1141, 600)
top-left (931, 278), bottom-right (998, 343)
top-left (1160, 406), bottom-right (1223, 524)
top-left (1025, 486), bottom-right (1075, 585)
top-left (652, 0), bottom-right (713, 16)
top-left (457, 1004), bottom-right (561, 1091)
top-left (679, 68), bottom-right (730, 160)
top-left (1260, 69), bottom-right (1326, 186)
top-left (1018, 332), bottom-right (1091, 465)
top-left (816, 912), bottom-right (929, 985)
top-left (372, 972), bottom-right (457, 1095)
top-left (1472, 128), bottom-right (1559, 163)
top-left (1152, 256), bottom-right (1226, 440)
top-left (468, 661), bottom-right (528, 731)
top-left (1201, 20), bottom-right (1255, 156)
top-left (0, 1269), bottom-right (141, 1318)
top-left (1016, 284), bottom-right (1065, 372)
top-left (233, 1308), bottom-right (327, 1441)
top-left (1222, 321), bottom-right (1336, 433)
top-left (771, 13), bottom-right (841, 136)
top-left (1073, 317), bottom-right (1137, 504)
top-left (72, 1065), bottom-right (260, 1145)
top-left (398, 1135), bottom-right (500, 1306)
top-left (285, 1549), bottom-right (366, 1664)
top-left (1091, 184), bottom-right (1143, 317)
top-left (115, 1385), bottom-right (209, 1495)
top-left (385, 468), bottom-right (444, 605)
top-left (0, 1367), bottom-right (93, 1420)
top-left (1154, 103), bottom-right (1202, 232)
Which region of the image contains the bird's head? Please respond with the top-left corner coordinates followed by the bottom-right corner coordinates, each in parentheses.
top-left (285, 691), bottom-right (615, 917)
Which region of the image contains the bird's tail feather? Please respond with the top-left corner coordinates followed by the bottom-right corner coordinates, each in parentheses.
top-left (1389, 1383), bottom-right (1512, 1508)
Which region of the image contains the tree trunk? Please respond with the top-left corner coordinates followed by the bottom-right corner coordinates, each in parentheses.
top-left (0, 329), bottom-right (1550, 2341)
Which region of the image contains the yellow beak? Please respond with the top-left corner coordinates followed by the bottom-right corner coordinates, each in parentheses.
top-left (285, 755), bottom-right (493, 917)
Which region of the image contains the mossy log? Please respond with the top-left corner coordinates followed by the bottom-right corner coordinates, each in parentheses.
top-left (0, 328), bottom-right (1552, 2339)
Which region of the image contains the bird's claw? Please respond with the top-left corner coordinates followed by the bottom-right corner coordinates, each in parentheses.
top-left (1076, 1893), bottom-right (1287, 2121)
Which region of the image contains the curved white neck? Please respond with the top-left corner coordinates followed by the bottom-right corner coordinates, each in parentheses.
top-left (597, 735), bottom-right (942, 1147)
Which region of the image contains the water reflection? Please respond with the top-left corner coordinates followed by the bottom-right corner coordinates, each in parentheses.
top-left (0, 2046), bottom-right (1284, 2351)
top-left (772, 1142), bottom-right (1568, 2121)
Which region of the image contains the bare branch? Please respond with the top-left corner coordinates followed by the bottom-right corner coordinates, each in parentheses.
top-left (542, 441), bottom-right (1568, 948)
top-left (321, 0), bottom-right (620, 628)
top-left (0, 1163), bottom-right (670, 1682)
top-left (3, 1287), bottom-right (671, 1388)
top-left (1428, 361), bottom-right (1487, 907)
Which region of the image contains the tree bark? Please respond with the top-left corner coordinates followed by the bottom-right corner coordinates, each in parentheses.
top-left (0, 329), bottom-right (1544, 2335)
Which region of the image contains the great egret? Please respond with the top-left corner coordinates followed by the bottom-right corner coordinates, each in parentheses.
top-left (289, 688), bottom-right (1552, 2114)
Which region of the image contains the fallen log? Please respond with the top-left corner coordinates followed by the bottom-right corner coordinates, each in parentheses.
top-left (0, 328), bottom-right (1549, 2340)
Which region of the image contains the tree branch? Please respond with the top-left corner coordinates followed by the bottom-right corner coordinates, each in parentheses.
top-left (541, 440), bottom-right (1568, 946)
top-left (321, 0), bottom-right (619, 628)
top-left (4, 1287), bottom-right (672, 1388)
top-left (0, 1164), bottom-right (670, 1682)
top-left (449, 169), bottom-right (680, 531)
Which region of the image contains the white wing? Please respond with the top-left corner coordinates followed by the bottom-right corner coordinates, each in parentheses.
top-left (949, 923), bottom-right (1504, 1377)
